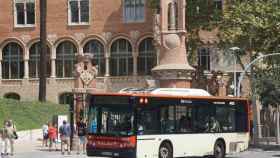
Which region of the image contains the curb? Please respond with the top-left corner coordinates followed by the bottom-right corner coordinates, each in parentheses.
top-left (250, 144), bottom-right (280, 151)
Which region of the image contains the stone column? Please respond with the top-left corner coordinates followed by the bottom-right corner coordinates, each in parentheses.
top-left (151, 0), bottom-right (194, 88)
top-left (169, 2), bottom-right (176, 30)
top-left (24, 59), bottom-right (29, 79)
top-left (133, 51), bottom-right (138, 76)
top-left (51, 47), bottom-right (56, 78)
top-left (0, 60), bottom-right (2, 80)
top-left (50, 58), bottom-right (56, 78)
top-left (105, 54), bottom-right (110, 77)
top-left (0, 49), bottom-right (2, 83)
top-left (156, 48), bottom-right (160, 65)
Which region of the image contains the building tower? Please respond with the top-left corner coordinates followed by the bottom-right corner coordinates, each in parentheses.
top-left (152, 0), bottom-right (194, 88)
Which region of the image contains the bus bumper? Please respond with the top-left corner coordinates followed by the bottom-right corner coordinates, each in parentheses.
top-left (87, 149), bottom-right (136, 158)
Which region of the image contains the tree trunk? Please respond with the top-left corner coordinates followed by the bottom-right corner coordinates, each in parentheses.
top-left (276, 105), bottom-right (280, 144)
top-left (39, 0), bottom-right (47, 102)
top-left (249, 47), bottom-right (262, 145)
top-left (252, 96), bottom-right (262, 144)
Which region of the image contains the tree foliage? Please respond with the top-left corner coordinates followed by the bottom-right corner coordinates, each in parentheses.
top-left (259, 79), bottom-right (280, 108)
top-left (218, 0), bottom-right (280, 54)
top-left (218, 0), bottom-right (280, 98)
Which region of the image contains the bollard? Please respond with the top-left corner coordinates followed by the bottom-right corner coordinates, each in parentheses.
top-left (29, 130), bottom-right (33, 141)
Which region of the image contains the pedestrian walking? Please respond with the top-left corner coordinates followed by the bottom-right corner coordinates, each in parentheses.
top-left (48, 123), bottom-right (57, 152)
top-left (76, 119), bottom-right (87, 154)
top-left (59, 120), bottom-right (71, 155)
top-left (0, 120), bottom-right (17, 156)
top-left (42, 122), bottom-right (48, 147)
top-left (53, 123), bottom-right (59, 151)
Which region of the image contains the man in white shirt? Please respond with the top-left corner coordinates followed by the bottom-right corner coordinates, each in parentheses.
top-left (42, 123), bottom-right (49, 147)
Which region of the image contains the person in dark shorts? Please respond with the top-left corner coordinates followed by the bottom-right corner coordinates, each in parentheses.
top-left (42, 122), bottom-right (49, 147)
top-left (76, 119), bottom-right (87, 154)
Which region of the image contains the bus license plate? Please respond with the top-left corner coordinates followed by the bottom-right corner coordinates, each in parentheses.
top-left (101, 152), bottom-right (113, 156)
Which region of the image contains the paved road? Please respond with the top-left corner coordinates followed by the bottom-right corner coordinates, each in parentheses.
top-left (8, 148), bottom-right (280, 158)
top-left (228, 149), bottom-right (280, 158)
top-left (2, 130), bottom-right (280, 158)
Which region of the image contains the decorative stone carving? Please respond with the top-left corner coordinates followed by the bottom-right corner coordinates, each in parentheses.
top-left (169, 2), bottom-right (176, 30)
top-left (79, 69), bottom-right (97, 86)
top-left (164, 34), bottom-right (180, 50)
top-left (74, 33), bottom-right (85, 43)
top-left (20, 35), bottom-right (31, 44)
top-left (47, 34), bottom-right (58, 45)
top-left (102, 32), bottom-right (112, 42)
top-left (130, 30), bottom-right (140, 42)
top-left (153, 14), bottom-right (161, 46)
top-left (75, 56), bottom-right (98, 87)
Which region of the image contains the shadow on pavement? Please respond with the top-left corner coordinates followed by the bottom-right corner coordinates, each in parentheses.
top-left (250, 144), bottom-right (280, 151)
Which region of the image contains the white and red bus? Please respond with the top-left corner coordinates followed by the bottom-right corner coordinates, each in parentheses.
top-left (86, 88), bottom-right (250, 158)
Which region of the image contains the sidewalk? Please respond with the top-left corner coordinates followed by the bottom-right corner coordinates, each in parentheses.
top-left (9, 130), bottom-right (280, 158)
top-left (15, 129), bottom-right (42, 153)
top-left (11, 129), bottom-right (95, 158)
top-left (248, 137), bottom-right (280, 150)
top-left (250, 142), bottom-right (280, 151)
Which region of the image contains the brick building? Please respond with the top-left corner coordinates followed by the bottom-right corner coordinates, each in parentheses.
top-left (0, 0), bottom-right (248, 104)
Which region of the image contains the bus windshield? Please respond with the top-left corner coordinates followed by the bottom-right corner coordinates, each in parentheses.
top-left (88, 103), bottom-right (135, 136)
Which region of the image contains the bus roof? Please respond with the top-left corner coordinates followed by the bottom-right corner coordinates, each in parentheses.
top-left (88, 91), bottom-right (248, 102)
top-left (119, 88), bottom-right (211, 96)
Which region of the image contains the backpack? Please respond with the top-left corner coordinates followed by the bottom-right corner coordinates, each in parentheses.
top-left (77, 122), bottom-right (86, 136)
top-left (60, 125), bottom-right (70, 136)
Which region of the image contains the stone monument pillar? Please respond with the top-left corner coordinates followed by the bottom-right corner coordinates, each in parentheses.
top-left (152, 0), bottom-right (194, 88)
top-left (73, 53), bottom-right (98, 123)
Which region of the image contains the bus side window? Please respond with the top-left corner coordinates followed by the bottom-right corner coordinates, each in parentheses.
top-left (88, 107), bottom-right (98, 133)
top-left (235, 103), bottom-right (247, 132)
top-left (176, 105), bottom-right (192, 133)
top-left (192, 104), bottom-right (215, 133)
top-left (136, 107), bottom-right (160, 135)
top-left (160, 106), bottom-right (175, 133)
top-left (216, 105), bottom-right (236, 132)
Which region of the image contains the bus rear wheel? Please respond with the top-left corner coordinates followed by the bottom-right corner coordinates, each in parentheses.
top-left (213, 141), bottom-right (225, 158)
top-left (159, 143), bottom-right (173, 158)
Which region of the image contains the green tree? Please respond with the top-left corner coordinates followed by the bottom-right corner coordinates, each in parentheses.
top-left (218, 0), bottom-right (280, 143)
top-left (218, 0), bottom-right (280, 96)
top-left (259, 79), bottom-right (280, 142)
top-left (218, 0), bottom-right (280, 68)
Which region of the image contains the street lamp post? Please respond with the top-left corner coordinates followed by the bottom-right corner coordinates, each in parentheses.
top-left (229, 47), bottom-right (240, 96)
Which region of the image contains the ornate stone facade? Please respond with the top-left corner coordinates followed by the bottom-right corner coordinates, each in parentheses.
top-left (0, 0), bottom-right (155, 103)
top-left (152, 0), bottom-right (194, 88)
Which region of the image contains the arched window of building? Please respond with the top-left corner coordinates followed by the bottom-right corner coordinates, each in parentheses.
top-left (2, 42), bottom-right (24, 79)
top-left (29, 42), bottom-right (51, 78)
top-left (83, 40), bottom-right (105, 76)
top-left (4, 93), bottom-right (21, 100)
top-left (59, 93), bottom-right (74, 105)
top-left (123, 0), bottom-right (145, 23)
top-left (110, 39), bottom-right (133, 76)
top-left (56, 41), bottom-right (77, 78)
top-left (138, 38), bottom-right (156, 75)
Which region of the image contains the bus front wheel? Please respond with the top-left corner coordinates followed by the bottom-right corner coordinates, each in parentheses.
top-left (159, 142), bottom-right (173, 158)
top-left (213, 140), bottom-right (225, 158)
